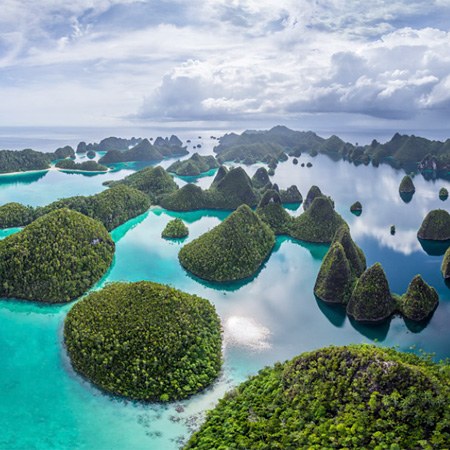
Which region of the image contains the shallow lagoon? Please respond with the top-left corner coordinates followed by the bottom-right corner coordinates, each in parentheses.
top-left (0, 137), bottom-right (449, 449)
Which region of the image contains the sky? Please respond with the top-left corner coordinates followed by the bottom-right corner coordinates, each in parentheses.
top-left (1, 0), bottom-right (450, 135)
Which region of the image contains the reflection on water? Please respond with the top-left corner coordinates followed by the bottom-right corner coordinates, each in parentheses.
top-left (315, 296), bottom-right (346, 328)
top-left (0, 143), bottom-right (449, 449)
top-left (400, 191), bottom-right (414, 203)
top-left (0, 170), bottom-right (48, 187)
top-left (418, 238), bottom-right (450, 256)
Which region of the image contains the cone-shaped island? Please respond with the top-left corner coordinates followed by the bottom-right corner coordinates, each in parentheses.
top-left (179, 205), bottom-right (275, 282)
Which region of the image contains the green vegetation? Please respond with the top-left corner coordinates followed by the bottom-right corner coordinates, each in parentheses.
top-left (77, 137), bottom-right (142, 153)
top-left (350, 201), bottom-right (362, 214)
top-left (442, 247), bottom-right (450, 279)
top-left (159, 184), bottom-right (209, 211)
top-left (333, 225), bottom-right (366, 277)
top-left (214, 126), bottom-right (450, 177)
top-left (280, 185), bottom-right (302, 203)
top-left (55, 159), bottom-right (108, 172)
top-left (0, 209), bottom-right (114, 302)
top-left (179, 205), bottom-right (275, 282)
top-left (399, 174), bottom-right (415, 193)
top-left (0, 185), bottom-right (150, 231)
top-left (316, 229), bottom-right (438, 323)
top-left (54, 146), bottom-right (75, 159)
top-left (314, 225), bottom-right (366, 304)
top-left (251, 167), bottom-right (271, 189)
top-left (99, 137), bottom-right (187, 164)
top-left (86, 150), bottom-right (96, 159)
top-left (303, 185), bottom-right (323, 210)
top-left (314, 242), bottom-right (353, 304)
top-left (160, 167), bottom-right (258, 211)
top-left (36, 185), bottom-right (150, 231)
top-left (162, 218), bottom-right (189, 239)
top-left (0, 202), bottom-right (34, 228)
top-left (64, 281), bottom-right (222, 401)
top-left (417, 209), bottom-right (450, 240)
top-left (256, 191), bottom-right (293, 235)
top-left (439, 187), bottom-right (448, 200)
top-left (186, 344), bottom-right (450, 449)
top-left (167, 153), bottom-right (218, 176)
top-left (290, 197), bottom-right (346, 243)
top-left (104, 166), bottom-right (178, 202)
top-left (0, 149), bottom-right (51, 173)
top-left (347, 263), bottom-right (396, 322)
top-left (401, 275), bottom-right (439, 321)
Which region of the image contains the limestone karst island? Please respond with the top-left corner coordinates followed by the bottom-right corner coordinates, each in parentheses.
top-left (0, 2), bottom-right (449, 450)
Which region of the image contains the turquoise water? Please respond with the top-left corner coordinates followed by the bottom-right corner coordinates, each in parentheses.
top-left (0, 146), bottom-right (449, 449)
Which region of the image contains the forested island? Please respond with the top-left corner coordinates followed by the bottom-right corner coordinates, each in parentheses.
top-left (159, 166), bottom-right (301, 211)
top-left (179, 205), bottom-right (275, 282)
top-left (0, 209), bottom-right (114, 303)
top-left (314, 226), bottom-right (439, 323)
top-left (167, 153), bottom-right (219, 176)
top-left (0, 147), bottom-right (75, 174)
top-left (104, 166), bottom-right (179, 202)
top-left (186, 345), bottom-right (450, 449)
top-left (76, 137), bottom-right (142, 153)
top-left (0, 185), bottom-right (150, 231)
top-left (214, 125), bottom-right (450, 178)
top-left (98, 136), bottom-right (188, 164)
top-left (64, 281), bottom-right (222, 401)
top-left (55, 159), bottom-right (108, 172)
top-left (162, 218), bottom-right (189, 239)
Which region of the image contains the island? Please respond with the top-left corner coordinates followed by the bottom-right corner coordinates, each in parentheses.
top-left (290, 196), bottom-right (346, 243)
top-left (54, 146), bottom-right (76, 159)
top-left (399, 174), bottom-right (416, 202)
top-left (159, 165), bottom-right (301, 211)
top-left (350, 201), bottom-right (362, 215)
top-left (178, 205), bottom-right (275, 282)
top-left (417, 209), bottom-right (450, 241)
top-left (0, 149), bottom-right (53, 174)
top-left (64, 281), bottom-right (222, 401)
top-left (76, 137), bottom-right (142, 153)
top-left (186, 345), bottom-right (450, 449)
top-left (213, 126), bottom-right (450, 178)
top-left (256, 190), bottom-right (293, 235)
top-left (0, 202), bottom-right (34, 228)
top-left (442, 247), bottom-right (450, 279)
top-left (0, 209), bottom-right (114, 303)
top-left (303, 185), bottom-right (324, 210)
top-left (401, 275), bottom-right (439, 321)
top-left (440, 187), bottom-right (449, 200)
top-left (251, 167), bottom-right (271, 189)
top-left (103, 166), bottom-right (178, 203)
top-left (0, 185), bottom-right (150, 231)
top-left (399, 174), bottom-right (415, 193)
top-left (315, 229), bottom-right (439, 323)
top-left (98, 136), bottom-right (188, 164)
top-left (346, 263), bottom-right (397, 322)
top-left (55, 159), bottom-right (108, 172)
top-left (161, 218), bottom-right (188, 239)
top-left (167, 153), bottom-right (218, 176)
top-left (314, 225), bottom-right (366, 304)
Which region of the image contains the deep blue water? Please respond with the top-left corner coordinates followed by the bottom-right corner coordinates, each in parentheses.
top-left (0, 130), bottom-right (449, 449)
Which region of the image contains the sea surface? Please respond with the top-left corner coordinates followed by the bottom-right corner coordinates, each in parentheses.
top-left (0, 128), bottom-right (449, 449)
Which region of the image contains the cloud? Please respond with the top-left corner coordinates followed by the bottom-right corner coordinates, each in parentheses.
top-left (1, 0), bottom-right (450, 126)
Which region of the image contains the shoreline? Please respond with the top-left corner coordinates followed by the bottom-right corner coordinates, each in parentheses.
top-left (0, 166), bottom-right (111, 177)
